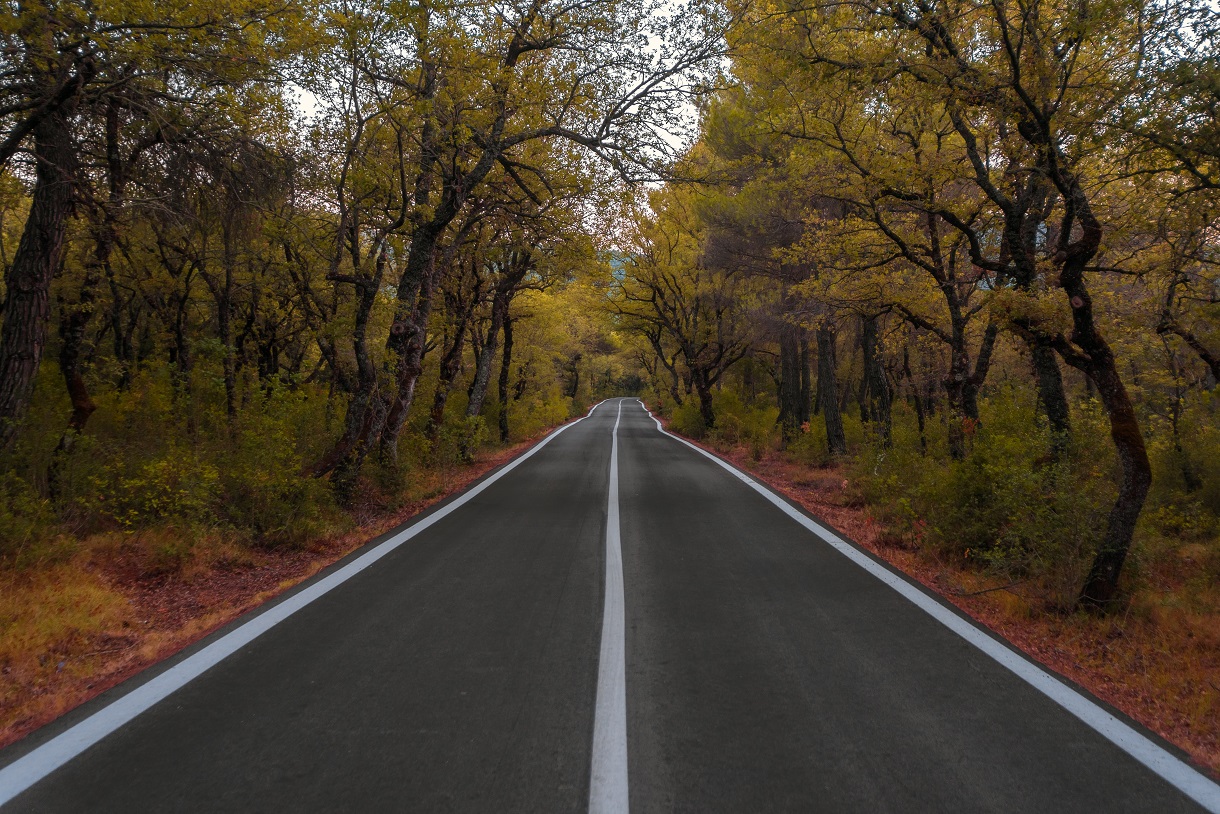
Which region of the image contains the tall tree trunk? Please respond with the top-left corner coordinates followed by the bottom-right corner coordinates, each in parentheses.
top-left (55, 100), bottom-right (125, 461)
top-left (902, 346), bottom-right (927, 453)
top-left (497, 315), bottom-right (513, 442)
top-left (426, 313), bottom-right (474, 450)
top-left (1076, 356), bottom-right (1151, 606)
top-left (318, 243), bottom-right (389, 499)
top-left (466, 292), bottom-right (508, 419)
top-left (57, 224), bottom-right (109, 443)
top-left (817, 325), bottom-right (847, 455)
top-left (1031, 343), bottom-right (1071, 459)
top-left (380, 263), bottom-right (439, 464)
top-left (566, 354), bottom-right (581, 399)
top-left (799, 334), bottom-right (812, 425)
top-left (861, 314), bottom-right (892, 445)
top-left (218, 245), bottom-right (237, 420)
top-left (777, 321), bottom-right (803, 443)
top-left (1050, 186), bottom-right (1152, 608)
top-left (0, 111), bottom-right (75, 450)
top-left (692, 369), bottom-right (715, 430)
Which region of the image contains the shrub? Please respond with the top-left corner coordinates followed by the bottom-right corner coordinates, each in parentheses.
top-left (507, 390), bottom-right (571, 440)
top-left (851, 389), bottom-right (1114, 603)
top-left (787, 420), bottom-right (832, 466)
top-left (88, 448), bottom-right (221, 529)
top-left (708, 390), bottom-right (779, 458)
top-left (0, 470), bottom-right (57, 565)
top-left (436, 415), bottom-right (489, 464)
top-left (219, 419), bottom-right (335, 546)
top-left (669, 398), bottom-right (706, 438)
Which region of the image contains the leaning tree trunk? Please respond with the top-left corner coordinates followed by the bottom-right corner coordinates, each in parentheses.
top-left (316, 245), bottom-right (389, 500)
top-left (426, 320), bottom-right (472, 449)
top-left (1051, 189), bottom-right (1152, 608)
top-left (0, 111), bottom-right (75, 451)
top-left (816, 325), bottom-right (847, 455)
top-left (1076, 353), bottom-right (1151, 606)
top-left (379, 264), bottom-right (439, 465)
top-left (56, 250), bottom-right (103, 441)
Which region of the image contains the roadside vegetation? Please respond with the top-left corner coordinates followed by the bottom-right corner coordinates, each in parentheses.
top-left (614, 0), bottom-right (1220, 772)
top-left (0, 0), bottom-right (702, 741)
top-left (2, 0), bottom-right (1218, 772)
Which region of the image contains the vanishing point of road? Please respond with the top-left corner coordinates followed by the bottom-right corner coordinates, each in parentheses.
top-left (2, 398), bottom-right (1218, 812)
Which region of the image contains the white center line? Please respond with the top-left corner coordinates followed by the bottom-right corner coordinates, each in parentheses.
top-left (589, 399), bottom-right (629, 814)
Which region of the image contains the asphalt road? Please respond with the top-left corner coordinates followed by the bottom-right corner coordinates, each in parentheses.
top-left (1, 398), bottom-right (1216, 812)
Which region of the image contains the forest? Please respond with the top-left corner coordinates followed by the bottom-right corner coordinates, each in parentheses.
top-left (1, 0), bottom-right (1219, 766)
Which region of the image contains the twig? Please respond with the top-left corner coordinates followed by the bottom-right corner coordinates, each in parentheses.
top-left (951, 579), bottom-right (1027, 598)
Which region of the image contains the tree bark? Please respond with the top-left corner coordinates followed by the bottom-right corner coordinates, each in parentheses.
top-left (860, 314), bottom-right (892, 445)
top-left (777, 321), bottom-right (803, 443)
top-left (799, 333), bottom-right (812, 425)
top-left (426, 291), bottom-right (479, 450)
top-left (817, 325), bottom-right (847, 455)
top-left (466, 293), bottom-right (507, 419)
top-left (0, 111), bottom-right (75, 450)
top-left (1048, 184), bottom-right (1152, 608)
top-left (692, 369), bottom-right (716, 430)
top-left (1031, 343), bottom-right (1071, 459)
top-left (380, 262), bottom-right (439, 464)
top-left (497, 315), bottom-right (513, 442)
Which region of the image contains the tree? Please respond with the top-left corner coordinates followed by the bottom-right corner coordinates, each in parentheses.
top-left (616, 185), bottom-right (752, 429)
top-left (0, 0), bottom-right (295, 448)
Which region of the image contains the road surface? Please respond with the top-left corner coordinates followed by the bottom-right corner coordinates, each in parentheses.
top-left (1, 398), bottom-right (1216, 812)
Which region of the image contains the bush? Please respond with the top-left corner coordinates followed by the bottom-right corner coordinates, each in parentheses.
top-left (507, 390), bottom-right (571, 440)
top-left (0, 470), bottom-right (57, 564)
top-left (218, 397), bottom-right (336, 546)
top-left (88, 447), bottom-right (220, 529)
top-left (851, 390), bottom-right (1114, 603)
top-left (1143, 392), bottom-right (1220, 540)
top-left (436, 414), bottom-right (489, 464)
top-left (669, 398), bottom-right (706, 438)
top-left (706, 390), bottom-right (778, 459)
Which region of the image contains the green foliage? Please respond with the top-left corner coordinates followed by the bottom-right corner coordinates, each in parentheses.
top-left (1142, 393), bottom-right (1220, 540)
top-left (39, 371), bottom-right (339, 545)
top-left (787, 421), bottom-right (831, 466)
top-left (435, 415), bottom-right (490, 465)
top-left (88, 448), bottom-right (221, 529)
top-left (707, 391), bottom-right (778, 459)
top-left (507, 391), bottom-right (572, 441)
top-left (669, 399), bottom-right (707, 438)
top-left (0, 471), bottom-right (57, 565)
top-left (217, 391), bottom-right (337, 546)
top-left (852, 392), bottom-right (1115, 603)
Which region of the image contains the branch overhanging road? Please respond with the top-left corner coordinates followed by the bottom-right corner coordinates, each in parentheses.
top-left (1, 398), bottom-right (1217, 812)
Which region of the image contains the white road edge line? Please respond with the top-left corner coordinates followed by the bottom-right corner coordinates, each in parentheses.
top-left (635, 399), bottom-right (1220, 814)
top-left (589, 399), bottom-right (629, 814)
top-left (0, 400), bottom-right (611, 808)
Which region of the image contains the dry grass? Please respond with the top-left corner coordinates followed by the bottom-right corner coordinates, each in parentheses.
top-left (0, 437), bottom-right (539, 749)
